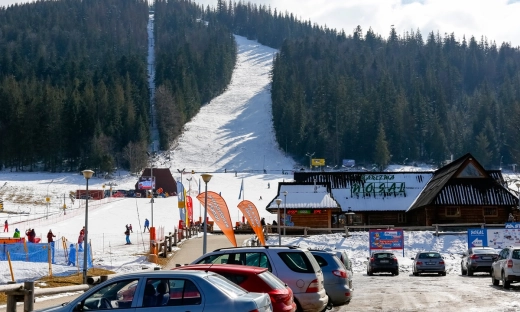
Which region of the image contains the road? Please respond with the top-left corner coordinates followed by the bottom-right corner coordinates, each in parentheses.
top-left (5, 235), bottom-right (520, 312)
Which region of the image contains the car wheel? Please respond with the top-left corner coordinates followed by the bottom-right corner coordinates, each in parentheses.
top-left (461, 264), bottom-right (467, 275)
top-left (395, 270), bottom-right (399, 276)
top-left (442, 271), bottom-right (447, 276)
top-left (467, 268), bottom-right (473, 276)
top-left (413, 271), bottom-right (418, 276)
top-left (491, 270), bottom-right (500, 286)
top-left (502, 272), bottom-right (511, 289)
top-left (368, 270), bottom-right (373, 276)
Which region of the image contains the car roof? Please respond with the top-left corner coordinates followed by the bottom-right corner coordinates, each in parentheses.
top-left (212, 245), bottom-right (306, 252)
top-left (109, 270), bottom-right (215, 279)
top-left (173, 264), bottom-right (268, 274)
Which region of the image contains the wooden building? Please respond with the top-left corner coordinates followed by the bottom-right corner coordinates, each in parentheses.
top-left (270, 153), bottom-right (518, 227)
top-left (266, 182), bottom-right (341, 228)
top-left (406, 153), bottom-right (517, 225)
top-left (135, 168), bottom-right (177, 196)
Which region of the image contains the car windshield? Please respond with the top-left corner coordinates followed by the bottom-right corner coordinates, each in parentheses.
top-left (205, 274), bottom-right (248, 298)
top-left (473, 248), bottom-right (497, 254)
top-left (375, 253), bottom-right (393, 258)
top-left (418, 253), bottom-right (441, 259)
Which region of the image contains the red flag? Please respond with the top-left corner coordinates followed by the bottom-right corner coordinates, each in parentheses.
top-left (237, 200), bottom-right (265, 245)
top-left (196, 191), bottom-right (237, 247)
top-left (186, 196), bottom-right (193, 226)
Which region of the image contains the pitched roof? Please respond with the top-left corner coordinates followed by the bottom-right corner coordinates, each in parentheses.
top-left (266, 182), bottom-right (340, 212)
top-left (407, 153), bottom-right (517, 211)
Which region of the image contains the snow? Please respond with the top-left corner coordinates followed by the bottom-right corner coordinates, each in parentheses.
top-left (0, 22), bottom-right (518, 311)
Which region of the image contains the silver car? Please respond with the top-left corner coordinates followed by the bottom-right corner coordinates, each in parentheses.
top-left (310, 250), bottom-right (352, 307)
top-left (461, 247), bottom-right (498, 276)
top-left (412, 251), bottom-right (446, 276)
top-left (192, 246), bottom-right (328, 312)
top-left (491, 246), bottom-right (520, 289)
top-left (36, 270), bottom-right (273, 312)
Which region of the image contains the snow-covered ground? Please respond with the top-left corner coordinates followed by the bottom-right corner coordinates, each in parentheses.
top-left (1, 33), bottom-right (519, 310)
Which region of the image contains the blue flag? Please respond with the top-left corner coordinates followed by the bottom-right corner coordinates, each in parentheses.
top-left (238, 178), bottom-right (244, 199)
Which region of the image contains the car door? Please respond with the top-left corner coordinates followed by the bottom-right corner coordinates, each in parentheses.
top-left (139, 277), bottom-right (204, 312)
top-left (492, 249), bottom-right (506, 278)
top-left (71, 278), bottom-right (139, 312)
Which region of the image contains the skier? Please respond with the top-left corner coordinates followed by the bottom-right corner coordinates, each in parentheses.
top-left (125, 226), bottom-right (131, 245)
top-left (3, 219), bottom-right (8, 232)
top-left (129, 224), bottom-right (133, 233)
top-left (144, 218), bottom-right (150, 232)
top-left (68, 244), bottom-right (76, 266)
top-left (47, 229), bottom-right (56, 261)
top-left (13, 228), bottom-right (20, 238)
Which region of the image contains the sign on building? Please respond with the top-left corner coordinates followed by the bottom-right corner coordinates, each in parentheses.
top-left (467, 224), bottom-right (520, 249)
top-left (138, 176), bottom-right (156, 190)
top-left (369, 229), bottom-right (404, 256)
top-left (311, 159), bottom-right (325, 166)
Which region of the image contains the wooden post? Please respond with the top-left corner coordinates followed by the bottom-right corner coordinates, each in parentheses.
top-left (168, 234), bottom-right (172, 251)
top-left (48, 244), bottom-right (53, 278)
top-left (6, 281), bottom-right (17, 312)
top-left (304, 227), bottom-right (307, 237)
top-left (7, 251), bottom-right (15, 282)
top-left (24, 281), bottom-right (34, 312)
top-left (435, 225), bottom-right (439, 236)
top-left (173, 229), bottom-right (177, 246)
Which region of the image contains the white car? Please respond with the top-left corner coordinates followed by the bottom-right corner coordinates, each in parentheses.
top-left (491, 246), bottom-right (520, 289)
top-left (36, 270), bottom-right (272, 312)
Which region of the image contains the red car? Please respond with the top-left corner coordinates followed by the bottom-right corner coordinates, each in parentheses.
top-left (173, 264), bottom-right (296, 312)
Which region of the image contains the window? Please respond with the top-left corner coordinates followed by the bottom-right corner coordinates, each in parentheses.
top-left (445, 207), bottom-right (460, 217)
top-left (313, 254), bottom-right (328, 267)
top-left (81, 279), bottom-right (138, 310)
top-left (278, 252), bottom-right (314, 273)
top-left (352, 214), bottom-right (363, 224)
top-left (458, 163), bottom-right (484, 178)
top-left (245, 252), bottom-right (271, 271)
top-left (143, 278), bottom-right (202, 307)
top-left (483, 207), bottom-right (498, 217)
top-left (397, 213), bottom-right (406, 223)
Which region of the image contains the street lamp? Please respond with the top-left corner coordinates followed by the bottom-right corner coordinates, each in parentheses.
top-left (275, 198), bottom-right (282, 246)
top-left (81, 169), bottom-right (94, 284)
top-left (306, 152), bottom-right (315, 170)
top-left (201, 173), bottom-right (212, 254)
top-left (283, 191), bottom-right (288, 236)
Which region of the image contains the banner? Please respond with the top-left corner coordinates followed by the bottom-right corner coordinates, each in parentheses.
top-left (468, 225), bottom-right (520, 249)
top-left (186, 196), bottom-right (193, 227)
top-left (237, 200), bottom-right (265, 245)
top-left (196, 191), bottom-right (237, 247)
top-left (177, 181), bottom-right (185, 209)
top-left (369, 229), bottom-right (404, 256)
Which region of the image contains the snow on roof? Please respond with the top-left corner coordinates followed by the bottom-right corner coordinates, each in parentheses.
top-left (267, 184), bottom-right (339, 210)
top-left (331, 173), bottom-right (433, 212)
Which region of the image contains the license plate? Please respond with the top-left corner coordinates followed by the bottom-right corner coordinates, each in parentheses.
top-left (380, 260), bottom-right (389, 263)
top-left (426, 262), bottom-right (436, 265)
top-left (482, 256), bottom-right (492, 260)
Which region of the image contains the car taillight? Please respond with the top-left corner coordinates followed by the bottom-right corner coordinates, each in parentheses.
top-left (249, 310), bottom-right (259, 312)
top-left (306, 279), bottom-right (320, 293)
top-left (470, 254), bottom-right (479, 259)
top-left (508, 260), bottom-right (513, 268)
top-left (332, 270), bottom-right (347, 278)
top-left (393, 258), bottom-right (398, 263)
top-left (416, 261), bottom-right (423, 265)
top-left (439, 261), bottom-right (445, 265)
top-left (270, 293), bottom-right (290, 303)
top-left (370, 257), bottom-right (374, 262)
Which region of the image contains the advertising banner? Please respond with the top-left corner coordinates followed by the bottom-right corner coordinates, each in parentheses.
top-left (369, 229), bottom-right (404, 255)
top-left (237, 200), bottom-right (265, 245)
top-left (196, 191), bottom-right (237, 247)
top-left (467, 225), bottom-right (520, 249)
top-left (177, 181), bottom-right (185, 209)
top-left (186, 195), bottom-right (193, 227)
top-left (137, 176), bottom-right (155, 190)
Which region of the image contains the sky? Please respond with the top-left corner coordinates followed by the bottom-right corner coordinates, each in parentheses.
top-left (0, 9), bottom-right (520, 309)
top-left (2, 0), bottom-right (519, 46)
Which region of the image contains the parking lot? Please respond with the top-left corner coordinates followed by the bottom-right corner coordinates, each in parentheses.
top-left (337, 271), bottom-right (520, 311)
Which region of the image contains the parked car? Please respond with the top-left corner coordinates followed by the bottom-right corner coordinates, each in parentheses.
top-left (173, 264), bottom-right (296, 312)
top-left (412, 251), bottom-right (446, 276)
top-left (461, 247), bottom-right (499, 276)
top-left (367, 251), bottom-right (399, 276)
top-left (309, 250), bottom-right (352, 307)
top-left (191, 246), bottom-right (328, 312)
top-left (36, 270), bottom-right (273, 312)
top-left (330, 249), bottom-right (354, 279)
top-left (491, 246), bottom-right (520, 289)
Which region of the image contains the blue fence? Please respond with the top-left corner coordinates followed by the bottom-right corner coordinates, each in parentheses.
top-left (0, 242), bottom-right (92, 268)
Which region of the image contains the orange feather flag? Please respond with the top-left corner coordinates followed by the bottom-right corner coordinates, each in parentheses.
top-left (237, 200), bottom-right (265, 245)
top-left (196, 191), bottom-right (237, 247)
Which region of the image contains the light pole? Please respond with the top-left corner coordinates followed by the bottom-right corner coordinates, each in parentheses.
top-left (201, 173), bottom-right (212, 255)
top-left (81, 169), bottom-right (94, 284)
top-left (146, 152), bottom-right (156, 227)
top-left (306, 152), bottom-right (315, 170)
top-left (275, 198), bottom-right (282, 246)
top-left (283, 191), bottom-right (288, 235)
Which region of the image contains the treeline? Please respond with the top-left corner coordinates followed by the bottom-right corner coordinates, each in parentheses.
top-left (153, 0), bottom-right (236, 151)
top-left (215, 1), bottom-right (520, 168)
top-left (0, 0), bottom-right (150, 173)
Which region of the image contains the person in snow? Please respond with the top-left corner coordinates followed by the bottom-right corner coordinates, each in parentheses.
top-left (26, 228), bottom-right (36, 243)
top-left (125, 227), bottom-right (131, 245)
top-left (144, 218), bottom-right (150, 232)
top-left (68, 244), bottom-right (76, 266)
top-left (261, 217), bottom-right (266, 226)
top-left (4, 219), bottom-right (8, 232)
top-left (13, 228), bottom-right (20, 238)
top-left (47, 229), bottom-right (56, 260)
top-left (78, 231), bottom-right (85, 252)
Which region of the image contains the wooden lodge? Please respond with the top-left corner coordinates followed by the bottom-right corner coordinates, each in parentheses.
top-left (267, 153), bottom-right (518, 227)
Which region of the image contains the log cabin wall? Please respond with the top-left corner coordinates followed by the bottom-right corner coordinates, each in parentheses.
top-left (432, 205), bottom-right (510, 224)
top-left (291, 212), bottom-right (330, 228)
